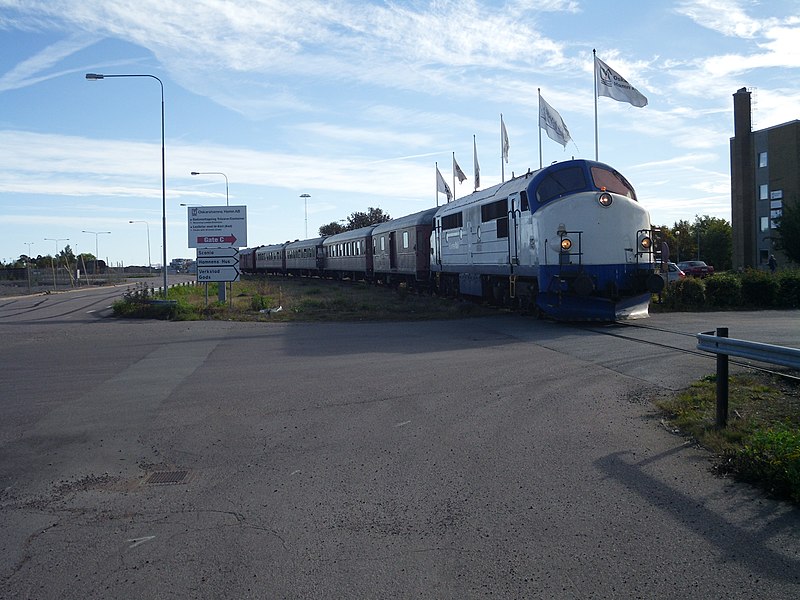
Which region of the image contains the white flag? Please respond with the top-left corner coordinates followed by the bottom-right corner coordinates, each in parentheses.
top-left (539, 94), bottom-right (571, 148)
top-left (453, 155), bottom-right (467, 183)
top-left (436, 166), bottom-right (452, 201)
top-left (473, 136), bottom-right (480, 190)
top-left (595, 55), bottom-right (648, 108)
top-left (501, 115), bottom-right (510, 163)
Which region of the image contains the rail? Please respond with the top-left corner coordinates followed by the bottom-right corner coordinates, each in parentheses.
top-left (696, 327), bottom-right (800, 427)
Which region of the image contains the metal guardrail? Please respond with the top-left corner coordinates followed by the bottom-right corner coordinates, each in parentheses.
top-left (696, 327), bottom-right (800, 427)
top-left (697, 330), bottom-right (800, 370)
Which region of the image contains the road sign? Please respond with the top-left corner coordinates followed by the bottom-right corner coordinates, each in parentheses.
top-left (197, 257), bottom-right (239, 267)
top-left (197, 247), bottom-right (238, 259)
top-left (188, 206), bottom-right (247, 248)
top-left (197, 266), bottom-right (241, 282)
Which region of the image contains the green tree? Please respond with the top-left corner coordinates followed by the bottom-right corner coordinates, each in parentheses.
top-left (693, 216), bottom-right (732, 271)
top-left (775, 197), bottom-right (800, 264)
top-left (347, 207), bottom-right (391, 229)
top-left (319, 207), bottom-right (391, 236)
top-left (318, 222), bottom-right (346, 236)
top-left (671, 219), bottom-right (695, 263)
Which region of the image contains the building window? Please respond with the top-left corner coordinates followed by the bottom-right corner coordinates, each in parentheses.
top-left (759, 152), bottom-right (767, 168)
top-left (760, 216), bottom-right (769, 232)
top-left (760, 184), bottom-right (769, 200)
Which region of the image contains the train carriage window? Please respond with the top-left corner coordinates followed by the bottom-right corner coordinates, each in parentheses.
top-left (441, 212), bottom-right (463, 230)
top-left (403, 231), bottom-right (409, 249)
top-left (535, 166), bottom-right (587, 203)
top-left (590, 166), bottom-right (636, 200)
top-left (381, 236), bottom-right (386, 252)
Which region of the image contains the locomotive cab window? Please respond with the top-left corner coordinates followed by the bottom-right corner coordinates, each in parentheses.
top-left (590, 167), bottom-right (636, 200)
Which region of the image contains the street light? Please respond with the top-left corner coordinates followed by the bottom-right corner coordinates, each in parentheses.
top-left (300, 193), bottom-right (311, 238)
top-left (129, 221), bottom-right (152, 273)
top-left (190, 171), bottom-right (229, 206)
top-left (86, 72), bottom-right (168, 298)
top-left (44, 237), bottom-right (69, 289)
top-left (24, 242), bottom-right (34, 294)
top-left (82, 230), bottom-right (111, 273)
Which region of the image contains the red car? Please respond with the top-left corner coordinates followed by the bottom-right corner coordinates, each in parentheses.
top-left (677, 260), bottom-right (715, 277)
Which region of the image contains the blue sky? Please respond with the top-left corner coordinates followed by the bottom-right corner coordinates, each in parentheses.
top-left (1, 0), bottom-right (798, 267)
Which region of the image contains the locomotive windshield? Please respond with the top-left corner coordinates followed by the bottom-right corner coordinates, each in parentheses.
top-left (534, 166), bottom-right (587, 203)
top-left (591, 166), bottom-right (637, 200)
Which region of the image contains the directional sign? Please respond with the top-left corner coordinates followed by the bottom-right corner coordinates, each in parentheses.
top-left (197, 247), bottom-right (238, 259)
top-left (197, 266), bottom-right (241, 282)
top-left (197, 257), bottom-right (239, 267)
top-left (188, 206), bottom-right (247, 248)
top-left (196, 235), bottom-right (238, 245)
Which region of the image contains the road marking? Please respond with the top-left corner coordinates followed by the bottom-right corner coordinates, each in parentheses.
top-left (127, 535), bottom-right (156, 548)
top-left (394, 420), bottom-right (411, 427)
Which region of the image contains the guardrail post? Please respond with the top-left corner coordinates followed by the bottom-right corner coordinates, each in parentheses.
top-left (715, 327), bottom-right (729, 428)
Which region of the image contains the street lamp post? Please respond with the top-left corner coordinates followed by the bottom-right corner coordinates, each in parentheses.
top-left (43, 237), bottom-right (68, 289)
top-left (129, 221), bottom-right (152, 273)
top-left (82, 230), bottom-right (111, 274)
top-left (300, 193), bottom-right (311, 238)
top-left (190, 171), bottom-right (229, 206)
top-left (25, 241), bottom-right (34, 294)
top-left (86, 72), bottom-right (168, 298)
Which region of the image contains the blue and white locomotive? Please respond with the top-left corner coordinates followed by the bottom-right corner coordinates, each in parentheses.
top-left (240, 159), bottom-right (664, 321)
top-left (431, 159), bottom-right (664, 320)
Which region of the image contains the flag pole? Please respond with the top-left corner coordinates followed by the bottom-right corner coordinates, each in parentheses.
top-left (435, 161), bottom-right (439, 207)
top-left (593, 49), bottom-right (599, 161)
top-left (538, 88), bottom-right (543, 169)
top-left (473, 135), bottom-right (479, 192)
top-left (500, 114), bottom-right (505, 183)
top-left (452, 152), bottom-right (456, 202)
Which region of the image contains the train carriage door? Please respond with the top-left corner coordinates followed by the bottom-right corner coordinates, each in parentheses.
top-left (389, 231), bottom-right (397, 269)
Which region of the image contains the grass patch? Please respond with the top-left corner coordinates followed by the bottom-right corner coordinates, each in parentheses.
top-left (113, 276), bottom-right (498, 322)
top-left (657, 372), bottom-right (800, 504)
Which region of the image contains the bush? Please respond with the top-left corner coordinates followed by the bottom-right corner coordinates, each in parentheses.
top-left (777, 270), bottom-right (800, 308)
top-left (740, 268), bottom-right (780, 307)
top-left (727, 425), bottom-right (800, 503)
top-left (663, 276), bottom-right (706, 309)
top-left (704, 273), bottom-right (742, 308)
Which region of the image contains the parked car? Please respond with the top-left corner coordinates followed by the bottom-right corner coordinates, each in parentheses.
top-left (664, 262), bottom-right (686, 283)
top-left (677, 260), bottom-right (715, 277)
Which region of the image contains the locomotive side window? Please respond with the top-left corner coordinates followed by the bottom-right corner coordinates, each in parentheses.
top-left (520, 190), bottom-right (529, 212)
top-left (403, 231), bottom-right (409, 249)
top-left (481, 199), bottom-right (509, 239)
top-left (441, 212), bottom-right (463, 230)
top-left (590, 167), bottom-right (637, 200)
top-left (481, 199), bottom-right (506, 222)
top-left (535, 166), bottom-right (587, 203)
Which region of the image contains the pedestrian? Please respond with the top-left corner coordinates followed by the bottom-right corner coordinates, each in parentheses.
top-left (768, 254), bottom-right (777, 273)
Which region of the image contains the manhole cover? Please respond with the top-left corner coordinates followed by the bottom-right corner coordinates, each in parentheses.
top-left (144, 470), bottom-right (189, 485)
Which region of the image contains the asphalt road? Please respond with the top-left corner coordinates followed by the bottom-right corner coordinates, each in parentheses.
top-left (1, 286), bottom-right (798, 599)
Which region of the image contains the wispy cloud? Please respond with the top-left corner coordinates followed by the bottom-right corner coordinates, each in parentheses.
top-left (0, 33), bottom-right (98, 92)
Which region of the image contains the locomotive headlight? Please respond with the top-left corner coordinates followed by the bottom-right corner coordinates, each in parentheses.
top-left (560, 238), bottom-right (573, 251)
top-left (598, 192), bottom-right (613, 207)
top-left (640, 236), bottom-right (652, 250)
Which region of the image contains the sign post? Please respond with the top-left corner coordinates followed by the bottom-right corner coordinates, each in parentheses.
top-left (187, 206), bottom-right (247, 303)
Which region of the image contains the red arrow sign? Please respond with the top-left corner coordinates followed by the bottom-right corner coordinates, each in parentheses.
top-left (196, 235), bottom-right (237, 245)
